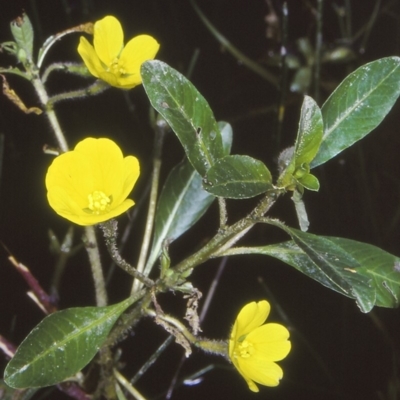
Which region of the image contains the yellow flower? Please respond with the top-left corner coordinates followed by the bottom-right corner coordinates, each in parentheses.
top-left (46, 138), bottom-right (140, 226)
top-left (229, 300), bottom-right (291, 392)
top-left (78, 15), bottom-right (160, 89)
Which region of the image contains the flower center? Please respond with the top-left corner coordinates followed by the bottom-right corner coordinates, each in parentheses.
top-left (236, 340), bottom-right (255, 359)
top-left (87, 191), bottom-right (111, 214)
top-left (110, 57), bottom-right (126, 76)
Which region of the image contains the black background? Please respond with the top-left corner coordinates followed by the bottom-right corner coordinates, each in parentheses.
top-left (1, 1), bottom-right (400, 399)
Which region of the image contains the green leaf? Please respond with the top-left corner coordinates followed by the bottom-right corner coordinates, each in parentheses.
top-left (298, 173), bottom-right (319, 191)
top-left (256, 223), bottom-right (400, 312)
top-left (311, 57), bottom-right (400, 168)
top-left (4, 298), bottom-right (134, 389)
top-left (278, 96), bottom-right (323, 190)
top-left (294, 96), bottom-right (323, 165)
top-left (203, 155), bottom-right (272, 199)
top-left (141, 60), bottom-right (224, 176)
top-left (146, 159), bottom-right (215, 270)
top-left (10, 13), bottom-right (34, 62)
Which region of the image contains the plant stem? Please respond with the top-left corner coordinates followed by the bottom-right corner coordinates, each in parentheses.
top-left (314, 0), bottom-right (324, 104)
top-left (130, 336), bottom-right (174, 385)
top-left (48, 80), bottom-right (109, 106)
top-left (104, 289), bottom-right (150, 347)
top-left (100, 220), bottom-right (154, 287)
top-left (218, 197), bottom-right (228, 228)
top-left (83, 226), bottom-right (108, 306)
top-left (114, 369), bottom-right (147, 400)
top-left (172, 190), bottom-right (281, 277)
top-left (275, 2), bottom-right (289, 153)
top-left (30, 67), bottom-right (69, 152)
top-left (190, 0), bottom-right (279, 88)
top-left (132, 117), bottom-right (167, 294)
top-left (50, 226), bottom-right (74, 295)
top-left (145, 309), bottom-right (228, 356)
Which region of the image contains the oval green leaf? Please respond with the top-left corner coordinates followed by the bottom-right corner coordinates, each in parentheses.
top-left (277, 96), bottom-right (322, 189)
top-left (311, 57), bottom-right (400, 168)
top-left (4, 298), bottom-right (134, 388)
top-left (298, 173), bottom-right (319, 191)
top-left (256, 223), bottom-right (400, 312)
top-left (203, 155), bottom-right (272, 199)
top-left (294, 95), bottom-right (323, 165)
top-left (141, 60), bottom-right (224, 176)
top-left (10, 13), bottom-right (34, 62)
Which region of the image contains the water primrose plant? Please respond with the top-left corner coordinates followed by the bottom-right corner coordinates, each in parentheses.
top-left (1, 8), bottom-right (400, 400)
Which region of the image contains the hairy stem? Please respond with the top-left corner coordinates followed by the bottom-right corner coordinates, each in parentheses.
top-left (171, 190), bottom-right (281, 277)
top-left (101, 220), bottom-right (154, 287)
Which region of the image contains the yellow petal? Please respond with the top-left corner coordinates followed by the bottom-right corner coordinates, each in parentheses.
top-left (114, 75), bottom-right (141, 89)
top-left (48, 185), bottom-right (134, 226)
top-left (47, 186), bottom-right (86, 225)
top-left (93, 16), bottom-right (123, 66)
top-left (246, 380), bottom-right (260, 393)
top-left (234, 301), bottom-right (271, 338)
top-left (74, 138), bottom-right (124, 197)
top-left (77, 37), bottom-right (102, 78)
top-left (97, 70), bottom-right (138, 89)
top-left (113, 156), bottom-right (140, 205)
top-left (97, 70), bottom-right (121, 87)
top-left (231, 358), bottom-right (260, 392)
top-left (237, 356), bottom-right (284, 388)
top-left (249, 323), bottom-right (291, 361)
top-left (119, 34), bottom-right (160, 78)
top-left (46, 150), bottom-right (94, 207)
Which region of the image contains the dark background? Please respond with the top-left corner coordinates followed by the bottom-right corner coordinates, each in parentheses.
top-left (1, 0), bottom-right (400, 399)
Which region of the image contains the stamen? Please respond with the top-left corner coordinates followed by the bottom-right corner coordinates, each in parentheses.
top-left (87, 191), bottom-right (111, 215)
top-left (238, 340), bottom-right (254, 359)
top-left (109, 58), bottom-right (126, 76)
